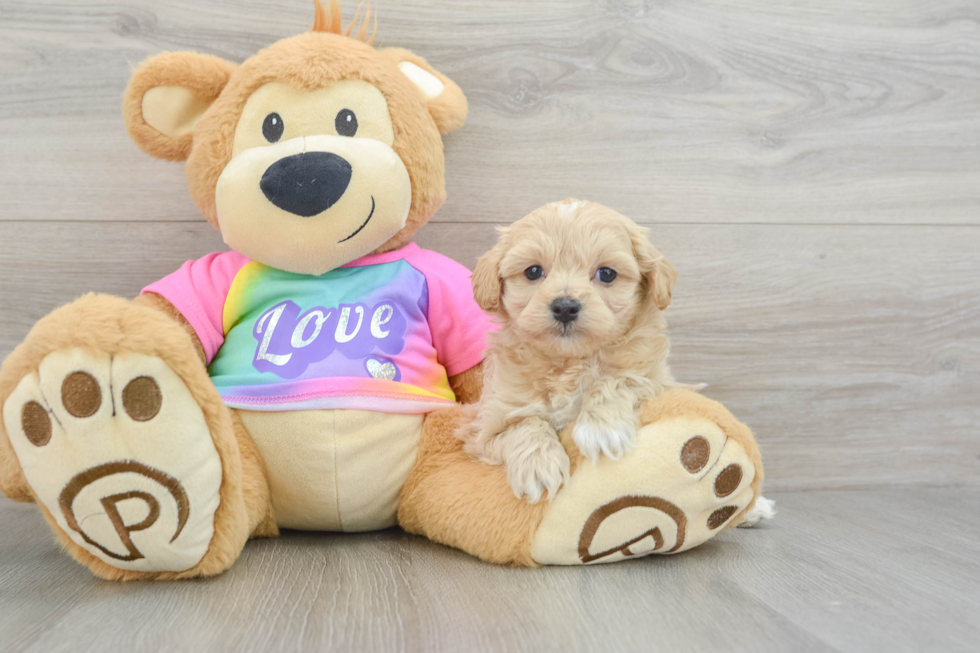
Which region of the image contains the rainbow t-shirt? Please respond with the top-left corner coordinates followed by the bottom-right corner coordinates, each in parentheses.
top-left (142, 243), bottom-right (492, 413)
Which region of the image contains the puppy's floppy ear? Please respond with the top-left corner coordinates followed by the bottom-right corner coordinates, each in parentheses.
top-left (630, 225), bottom-right (678, 311)
top-left (381, 48), bottom-right (468, 135)
top-left (472, 229), bottom-right (510, 313)
top-left (123, 52), bottom-right (236, 162)
top-left (651, 255), bottom-right (678, 311)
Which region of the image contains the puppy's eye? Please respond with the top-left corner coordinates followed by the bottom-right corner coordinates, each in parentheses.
top-left (336, 109), bottom-right (358, 137)
top-left (262, 113), bottom-right (284, 143)
top-left (524, 265), bottom-right (544, 281)
top-left (595, 268), bottom-right (617, 283)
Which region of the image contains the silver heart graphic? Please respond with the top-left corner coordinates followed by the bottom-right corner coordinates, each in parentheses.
top-left (366, 359), bottom-right (397, 381)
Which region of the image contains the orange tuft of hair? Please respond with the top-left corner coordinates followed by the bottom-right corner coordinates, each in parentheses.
top-left (312, 0), bottom-right (378, 45)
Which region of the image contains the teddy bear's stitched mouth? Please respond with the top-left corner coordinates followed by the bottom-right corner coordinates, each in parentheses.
top-left (338, 195), bottom-right (376, 243)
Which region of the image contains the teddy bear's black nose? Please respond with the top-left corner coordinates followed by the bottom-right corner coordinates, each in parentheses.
top-left (551, 296), bottom-right (581, 324)
top-left (260, 152), bottom-right (352, 217)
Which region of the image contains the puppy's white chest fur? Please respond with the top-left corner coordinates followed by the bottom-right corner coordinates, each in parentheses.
top-left (547, 390), bottom-right (584, 431)
top-left (542, 358), bottom-right (602, 431)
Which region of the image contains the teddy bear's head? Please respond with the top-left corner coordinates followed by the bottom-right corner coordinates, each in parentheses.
top-left (123, 0), bottom-right (467, 275)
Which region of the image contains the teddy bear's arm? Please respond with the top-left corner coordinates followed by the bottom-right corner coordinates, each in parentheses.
top-left (133, 292), bottom-right (207, 364)
top-left (448, 361), bottom-right (484, 404)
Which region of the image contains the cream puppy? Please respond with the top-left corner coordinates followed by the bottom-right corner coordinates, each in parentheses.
top-left (461, 199), bottom-right (678, 502)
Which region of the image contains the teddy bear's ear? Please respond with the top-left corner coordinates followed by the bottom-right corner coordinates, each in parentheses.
top-left (381, 48), bottom-right (468, 135)
top-left (123, 52), bottom-right (237, 162)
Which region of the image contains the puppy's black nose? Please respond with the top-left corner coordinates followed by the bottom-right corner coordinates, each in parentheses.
top-left (551, 297), bottom-right (581, 324)
top-left (260, 152), bottom-right (352, 217)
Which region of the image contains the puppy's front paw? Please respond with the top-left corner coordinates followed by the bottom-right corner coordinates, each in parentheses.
top-left (505, 437), bottom-right (570, 504)
top-left (572, 414), bottom-right (637, 463)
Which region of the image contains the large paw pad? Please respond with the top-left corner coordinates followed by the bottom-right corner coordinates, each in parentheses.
top-left (531, 416), bottom-right (757, 565)
top-left (2, 349), bottom-right (222, 572)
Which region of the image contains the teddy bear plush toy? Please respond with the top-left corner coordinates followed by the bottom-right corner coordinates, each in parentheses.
top-left (0, 0), bottom-right (765, 580)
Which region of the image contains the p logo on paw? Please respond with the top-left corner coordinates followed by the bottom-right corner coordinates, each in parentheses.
top-left (577, 496), bottom-right (687, 562)
top-left (58, 461), bottom-right (190, 563)
top-left (2, 349), bottom-right (223, 572)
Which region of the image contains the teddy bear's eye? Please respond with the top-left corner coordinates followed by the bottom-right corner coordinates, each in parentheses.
top-left (524, 265), bottom-right (544, 281)
top-left (335, 109), bottom-right (358, 137)
top-left (595, 267), bottom-right (617, 283)
top-left (262, 113), bottom-right (284, 143)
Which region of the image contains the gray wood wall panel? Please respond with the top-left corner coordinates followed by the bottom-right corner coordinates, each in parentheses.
top-left (1, 220), bottom-right (977, 491)
top-left (0, 0), bottom-right (978, 224)
top-left (0, 0), bottom-right (978, 494)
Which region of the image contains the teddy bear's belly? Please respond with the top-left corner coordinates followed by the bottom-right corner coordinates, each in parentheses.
top-left (235, 408), bottom-right (424, 531)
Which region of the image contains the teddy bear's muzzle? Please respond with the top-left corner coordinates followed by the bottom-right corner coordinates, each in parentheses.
top-left (259, 151), bottom-right (353, 218)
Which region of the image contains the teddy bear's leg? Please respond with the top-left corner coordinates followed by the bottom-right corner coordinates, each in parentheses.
top-left (0, 294), bottom-right (275, 580)
top-left (398, 389), bottom-right (763, 566)
top-left (531, 389), bottom-right (763, 564)
top-left (398, 407), bottom-right (551, 566)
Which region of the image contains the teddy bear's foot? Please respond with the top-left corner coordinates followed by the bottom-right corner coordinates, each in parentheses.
top-left (2, 348), bottom-right (224, 574)
top-left (530, 389), bottom-right (762, 564)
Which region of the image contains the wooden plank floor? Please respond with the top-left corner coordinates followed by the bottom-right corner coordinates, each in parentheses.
top-left (2, 489), bottom-right (979, 653)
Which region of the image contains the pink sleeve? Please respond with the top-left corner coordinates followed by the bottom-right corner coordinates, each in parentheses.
top-left (141, 251), bottom-right (249, 363)
top-left (406, 248), bottom-right (496, 377)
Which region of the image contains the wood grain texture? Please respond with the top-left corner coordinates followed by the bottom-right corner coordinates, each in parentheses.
top-left (2, 489), bottom-right (979, 653)
top-left (1, 220), bottom-right (978, 492)
top-left (0, 0), bottom-right (978, 224)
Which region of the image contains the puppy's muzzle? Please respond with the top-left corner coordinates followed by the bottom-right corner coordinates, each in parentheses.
top-left (550, 296), bottom-right (581, 325)
top-left (260, 151), bottom-right (352, 217)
